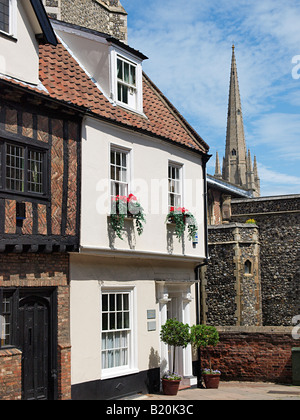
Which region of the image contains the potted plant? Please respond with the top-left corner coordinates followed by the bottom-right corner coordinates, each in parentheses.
top-left (190, 324), bottom-right (220, 389)
top-left (160, 318), bottom-right (190, 395)
top-left (110, 194), bottom-right (146, 240)
top-left (166, 207), bottom-right (198, 241)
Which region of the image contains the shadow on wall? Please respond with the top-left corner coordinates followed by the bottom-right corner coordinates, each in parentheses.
top-left (147, 347), bottom-right (163, 394)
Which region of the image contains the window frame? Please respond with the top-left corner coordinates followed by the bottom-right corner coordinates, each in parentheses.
top-left (0, 138), bottom-right (48, 199)
top-left (100, 287), bottom-right (137, 379)
top-left (117, 56), bottom-right (137, 105)
top-left (0, 0), bottom-right (17, 38)
top-left (110, 144), bottom-right (131, 204)
top-left (168, 161), bottom-right (183, 209)
top-left (0, 288), bottom-right (18, 350)
top-left (110, 47), bottom-right (143, 114)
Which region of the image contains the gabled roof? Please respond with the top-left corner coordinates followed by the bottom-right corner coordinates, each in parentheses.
top-left (29, 0), bottom-right (57, 46)
top-left (0, 38), bottom-right (209, 155)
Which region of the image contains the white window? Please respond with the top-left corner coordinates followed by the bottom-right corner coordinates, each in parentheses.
top-left (110, 146), bottom-right (130, 199)
top-left (0, 0), bottom-right (16, 37)
top-left (117, 57), bottom-right (136, 106)
top-left (168, 162), bottom-right (182, 208)
top-left (110, 48), bottom-right (143, 113)
top-left (101, 289), bottom-right (137, 378)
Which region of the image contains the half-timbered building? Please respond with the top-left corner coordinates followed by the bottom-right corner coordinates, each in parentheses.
top-left (0, 0), bottom-right (81, 400)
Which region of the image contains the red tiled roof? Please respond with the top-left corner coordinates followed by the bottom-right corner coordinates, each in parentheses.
top-left (2, 40), bottom-right (209, 154)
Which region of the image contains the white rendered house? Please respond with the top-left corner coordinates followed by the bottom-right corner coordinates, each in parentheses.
top-left (49, 20), bottom-right (211, 399)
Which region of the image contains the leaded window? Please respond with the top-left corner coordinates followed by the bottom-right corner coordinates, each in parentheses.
top-left (0, 140), bottom-right (46, 196)
top-left (0, 289), bottom-right (17, 349)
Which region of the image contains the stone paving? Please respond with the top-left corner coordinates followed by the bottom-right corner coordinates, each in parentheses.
top-left (122, 382), bottom-right (300, 401)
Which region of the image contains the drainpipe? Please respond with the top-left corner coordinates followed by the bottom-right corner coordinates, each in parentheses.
top-left (194, 152), bottom-right (211, 387)
top-left (195, 152), bottom-right (211, 324)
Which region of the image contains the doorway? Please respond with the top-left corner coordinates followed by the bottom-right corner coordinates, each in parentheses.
top-left (18, 289), bottom-right (57, 400)
top-left (158, 282), bottom-right (194, 382)
top-left (167, 293), bottom-right (183, 374)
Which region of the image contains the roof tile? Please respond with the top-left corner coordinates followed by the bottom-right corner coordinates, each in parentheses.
top-left (1, 40), bottom-right (209, 154)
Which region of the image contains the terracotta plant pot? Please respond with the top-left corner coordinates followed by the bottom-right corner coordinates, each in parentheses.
top-left (203, 374), bottom-right (220, 389)
top-left (162, 379), bottom-right (181, 395)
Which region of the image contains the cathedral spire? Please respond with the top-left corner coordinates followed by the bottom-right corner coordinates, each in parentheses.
top-left (214, 151), bottom-right (222, 178)
top-left (223, 44), bottom-right (247, 187)
top-left (221, 45), bottom-right (260, 196)
top-left (253, 155), bottom-right (260, 196)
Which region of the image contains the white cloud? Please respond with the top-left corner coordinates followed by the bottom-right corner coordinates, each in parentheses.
top-left (258, 163), bottom-right (300, 196)
top-left (249, 113), bottom-right (300, 160)
top-left (123, 0), bottom-right (300, 194)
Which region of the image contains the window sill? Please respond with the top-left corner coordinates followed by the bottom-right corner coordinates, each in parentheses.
top-left (101, 367), bottom-right (139, 380)
top-left (0, 189), bottom-right (49, 203)
top-left (0, 31), bottom-right (17, 42)
top-left (114, 100), bottom-right (147, 118)
top-left (107, 214), bottom-right (134, 220)
top-left (0, 347), bottom-right (22, 357)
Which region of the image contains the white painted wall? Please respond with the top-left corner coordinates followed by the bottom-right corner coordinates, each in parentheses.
top-left (81, 117), bottom-right (206, 259)
top-left (0, 1), bottom-right (40, 85)
top-left (54, 27), bottom-right (111, 96)
top-left (70, 254), bottom-right (197, 385)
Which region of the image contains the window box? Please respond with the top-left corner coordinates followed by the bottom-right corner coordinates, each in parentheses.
top-left (166, 206), bottom-right (198, 241)
top-left (109, 194), bottom-right (146, 240)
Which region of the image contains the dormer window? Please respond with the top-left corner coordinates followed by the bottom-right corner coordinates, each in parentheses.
top-left (0, 0), bottom-right (16, 37)
top-left (117, 57), bottom-right (137, 106)
top-left (110, 47), bottom-right (144, 114)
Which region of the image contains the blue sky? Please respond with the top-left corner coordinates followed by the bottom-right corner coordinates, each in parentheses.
top-left (121, 0), bottom-right (300, 196)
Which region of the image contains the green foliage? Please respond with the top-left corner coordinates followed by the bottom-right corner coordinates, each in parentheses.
top-left (131, 201), bottom-right (146, 236)
top-left (246, 218), bottom-right (256, 225)
top-left (110, 195), bottom-right (146, 240)
top-left (110, 212), bottom-right (126, 240)
top-left (160, 318), bottom-right (191, 375)
top-left (190, 325), bottom-right (220, 374)
top-left (160, 318), bottom-right (190, 348)
top-left (166, 207), bottom-right (198, 241)
top-left (190, 324), bottom-right (219, 349)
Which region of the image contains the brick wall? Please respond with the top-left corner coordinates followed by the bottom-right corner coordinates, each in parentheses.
top-left (199, 327), bottom-right (299, 383)
top-left (0, 349), bottom-right (22, 400)
top-left (0, 253), bottom-right (71, 400)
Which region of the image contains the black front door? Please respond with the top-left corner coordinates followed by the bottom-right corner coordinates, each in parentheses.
top-left (19, 295), bottom-right (51, 400)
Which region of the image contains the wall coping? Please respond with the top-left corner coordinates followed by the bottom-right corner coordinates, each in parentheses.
top-left (208, 223), bottom-right (257, 230)
top-left (0, 348), bottom-right (22, 357)
top-left (216, 326), bottom-right (294, 335)
top-left (232, 194), bottom-right (300, 204)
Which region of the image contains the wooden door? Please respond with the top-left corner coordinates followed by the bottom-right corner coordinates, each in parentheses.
top-left (19, 296), bottom-right (50, 400)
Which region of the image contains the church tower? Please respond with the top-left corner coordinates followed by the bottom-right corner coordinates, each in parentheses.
top-left (220, 45), bottom-right (260, 197)
top-left (42, 0), bottom-right (128, 43)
